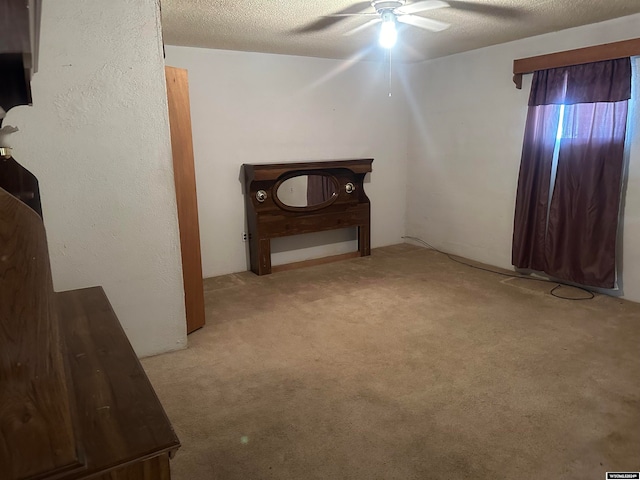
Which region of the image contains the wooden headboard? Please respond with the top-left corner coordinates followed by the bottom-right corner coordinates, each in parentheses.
top-left (243, 159), bottom-right (373, 275)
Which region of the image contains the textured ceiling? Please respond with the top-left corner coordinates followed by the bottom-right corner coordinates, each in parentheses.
top-left (161, 0), bottom-right (640, 63)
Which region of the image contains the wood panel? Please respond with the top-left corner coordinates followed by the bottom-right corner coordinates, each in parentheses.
top-left (56, 286), bottom-right (180, 479)
top-left (245, 159), bottom-right (374, 182)
top-left (0, 155), bottom-right (43, 217)
top-left (95, 454), bottom-right (171, 480)
top-left (165, 66), bottom-right (205, 334)
top-left (259, 203), bottom-right (370, 238)
top-left (0, 0), bottom-right (30, 55)
top-left (0, 0), bottom-right (42, 116)
top-left (0, 53), bottom-right (31, 115)
top-left (513, 37), bottom-right (640, 89)
top-left (0, 188), bottom-right (82, 480)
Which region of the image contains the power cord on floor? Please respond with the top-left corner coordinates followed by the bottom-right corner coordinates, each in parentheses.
top-left (402, 236), bottom-right (595, 301)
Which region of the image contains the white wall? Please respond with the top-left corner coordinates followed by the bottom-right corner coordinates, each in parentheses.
top-left (5, 0), bottom-right (187, 356)
top-left (405, 14), bottom-right (640, 302)
top-left (165, 46), bottom-right (409, 277)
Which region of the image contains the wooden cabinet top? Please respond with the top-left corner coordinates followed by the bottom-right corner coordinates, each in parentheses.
top-left (56, 286), bottom-right (180, 479)
top-left (244, 159), bottom-right (373, 183)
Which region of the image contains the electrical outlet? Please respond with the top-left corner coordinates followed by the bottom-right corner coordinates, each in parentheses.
top-left (242, 232), bottom-right (248, 242)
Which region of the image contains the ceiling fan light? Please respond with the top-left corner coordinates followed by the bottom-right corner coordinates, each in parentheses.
top-left (379, 14), bottom-right (397, 49)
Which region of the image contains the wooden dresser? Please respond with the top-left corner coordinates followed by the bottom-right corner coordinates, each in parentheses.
top-left (0, 189), bottom-right (180, 480)
top-left (1, 1), bottom-right (180, 478)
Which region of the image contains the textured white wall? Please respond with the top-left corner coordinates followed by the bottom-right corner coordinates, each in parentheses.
top-left (405, 14), bottom-right (640, 302)
top-left (165, 47), bottom-right (409, 277)
top-left (5, 0), bottom-right (187, 356)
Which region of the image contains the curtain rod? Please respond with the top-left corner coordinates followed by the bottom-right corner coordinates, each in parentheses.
top-left (512, 37), bottom-right (640, 89)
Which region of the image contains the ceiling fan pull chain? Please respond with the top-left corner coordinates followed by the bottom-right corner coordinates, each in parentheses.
top-left (388, 49), bottom-right (393, 97)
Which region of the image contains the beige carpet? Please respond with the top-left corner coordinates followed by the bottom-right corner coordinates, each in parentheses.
top-left (142, 244), bottom-right (640, 480)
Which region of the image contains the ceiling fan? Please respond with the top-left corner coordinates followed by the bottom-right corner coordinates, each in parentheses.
top-left (338, 1), bottom-right (453, 48)
top-left (298, 1), bottom-right (522, 49)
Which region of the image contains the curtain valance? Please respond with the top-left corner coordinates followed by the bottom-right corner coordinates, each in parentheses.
top-left (528, 58), bottom-right (631, 106)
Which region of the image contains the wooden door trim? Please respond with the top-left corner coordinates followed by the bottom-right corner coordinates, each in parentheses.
top-left (165, 66), bottom-right (206, 334)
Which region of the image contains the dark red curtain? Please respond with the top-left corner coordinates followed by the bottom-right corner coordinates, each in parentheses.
top-left (512, 104), bottom-right (562, 271)
top-left (545, 101), bottom-right (629, 288)
top-left (512, 58), bottom-right (631, 288)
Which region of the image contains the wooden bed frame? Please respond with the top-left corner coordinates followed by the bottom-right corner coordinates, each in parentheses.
top-left (243, 159), bottom-right (373, 275)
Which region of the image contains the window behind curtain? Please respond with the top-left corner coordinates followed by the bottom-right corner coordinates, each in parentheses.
top-left (512, 58), bottom-right (632, 289)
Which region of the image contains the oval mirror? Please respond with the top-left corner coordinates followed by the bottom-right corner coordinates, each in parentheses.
top-left (276, 174), bottom-right (338, 208)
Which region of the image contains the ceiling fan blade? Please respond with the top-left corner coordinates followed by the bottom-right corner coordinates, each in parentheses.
top-left (293, 2), bottom-right (373, 33)
top-left (397, 14), bottom-right (451, 32)
top-left (446, 0), bottom-right (523, 19)
top-left (395, 0), bottom-right (450, 15)
top-left (344, 18), bottom-right (382, 36)
top-left (328, 13), bottom-right (379, 17)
